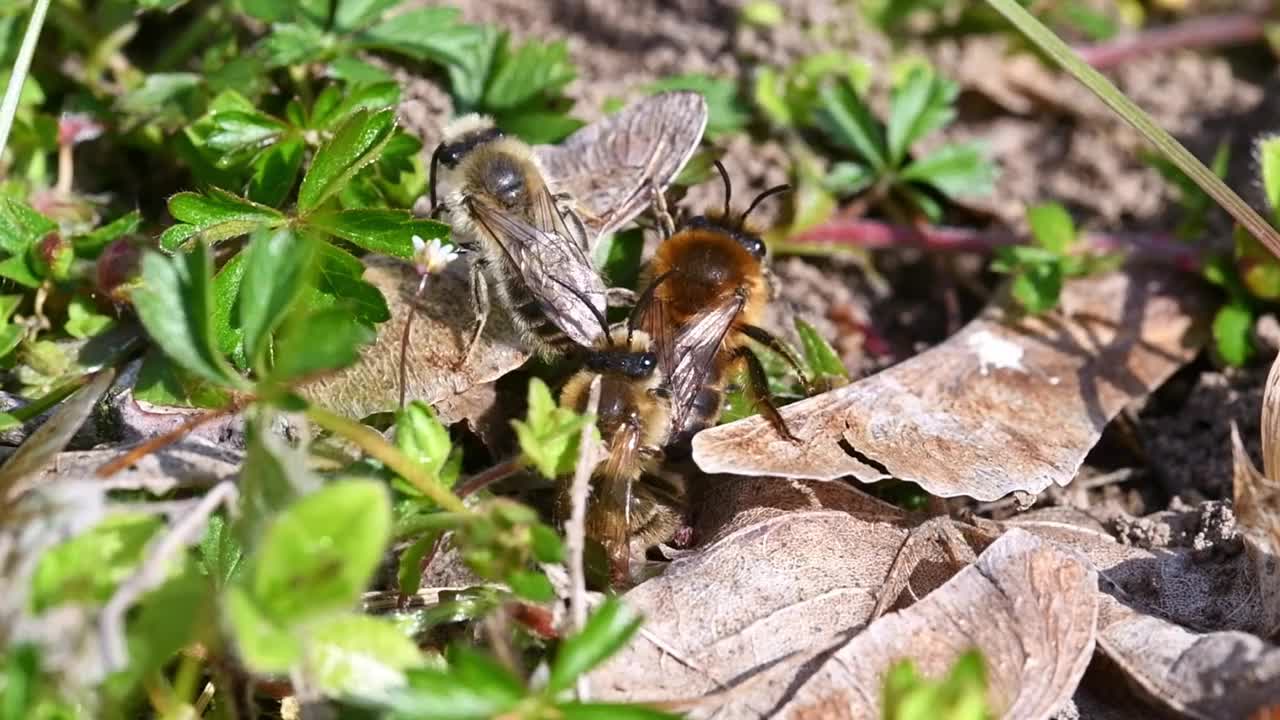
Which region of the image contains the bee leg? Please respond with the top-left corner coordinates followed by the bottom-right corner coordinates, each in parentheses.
top-left (649, 182), bottom-right (676, 239)
top-left (459, 260), bottom-right (490, 368)
top-left (606, 287), bottom-right (638, 308)
top-left (737, 324), bottom-right (812, 392)
top-left (733, 346), bottom-right (801, 444)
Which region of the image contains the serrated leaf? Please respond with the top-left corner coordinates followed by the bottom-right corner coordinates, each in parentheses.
top-left (484, 39), bottom-right (575, 111)
top-left (548, 597), bottom-right (642, 693)
top-left (303, 208), bottom-right (445, 258)
top-left (396, 402), bottom-right (460, 493)
top-left (333, 0), bottom-right (402, 31)
top-left (0, 198), bottom-right (55, 255)
top-left (816, 81), bottom-right (886, 171)
top-left (204, 110), bottom-right (288, 158)
top-left (1025, 202), bottom-right (1076, 255)
top-left (306, 242), bottom-right (392, 325)
top-left (310, 81), bottom-right (400, 131)
top-left (74, 210), bottom-right (141, 255)
top-left (259, 23), bottom-right (328, 69)
top-left (511, 378), bottom-right (595, 479)
top-left (249, 480), bottom-right (391, 622)
top-left (162, 190), bottom-right (285, 251)
top-left (132, 244), bottom-right (244, 388)
top-left (298, 109), bottom-right (397, 214)
top-left (197, 514), bottom-right (242, 588)
top-left (887, 65), bottom-right (958, 165)
top-left (211, 251), bottom-right (248, 370)
top-left (239, 228), bottom-right (314, 369)
top-left (900, 142), bottom-right (996, 199)
top-left (30, 513), bottom-right (163, 612)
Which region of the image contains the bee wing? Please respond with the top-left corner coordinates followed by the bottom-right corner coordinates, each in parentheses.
top-left (533, 91), bottom-right (708, 247)
top-left (467, 198), bottom-right (607, 348)
top-left (665, 293), bottom-right (744, 435)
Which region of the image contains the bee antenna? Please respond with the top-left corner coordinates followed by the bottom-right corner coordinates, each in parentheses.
top-left (713, 160), bottom-right (732, 220)
top-left (549, 276), bottom-right (613, 347)
top-left (428, 143), bottom-right (445, 212)
top-left (627, 269), bottom-right (677, 345)
top-left (739, 184), bottom-right (791, 229)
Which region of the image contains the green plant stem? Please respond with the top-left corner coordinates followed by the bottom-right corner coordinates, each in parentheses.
top-left (983, 0), bottom-right (1280, 259)
top-left (0, 0), bottom-right (52, 161)
top-left (306, 404), bottom-right (469, 514)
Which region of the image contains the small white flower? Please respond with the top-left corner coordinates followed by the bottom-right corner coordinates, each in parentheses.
top-left (412, 235), bottom-right (460, 276)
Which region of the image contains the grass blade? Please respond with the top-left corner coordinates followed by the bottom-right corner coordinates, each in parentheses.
top-left (982, 0), bottom-right (1280, 259)
top-left (0, 0), bottom-right (52, 158)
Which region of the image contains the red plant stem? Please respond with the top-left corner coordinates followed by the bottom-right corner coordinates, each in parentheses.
top-left (1074, 13), bottom-right (1267, 70)
top-left (789, 219), bottom-right (1205, 271)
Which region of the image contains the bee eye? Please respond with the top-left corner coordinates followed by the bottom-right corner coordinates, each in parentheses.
top-left (744, 236), bottom-right (766, 258)
top-left (640, 353), bottom-right (656, 372)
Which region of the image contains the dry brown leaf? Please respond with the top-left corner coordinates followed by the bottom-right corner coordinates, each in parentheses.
top-left (1261, 350), bottom-right (1280, 479)
top-left (1, 438), bottom-right (240, 498)
top-left (589, 479), bottom-right (923, 717)
top-left (1230, 422), bottom-right (1280, 638)
top-left (775, 529), bottom-right (1096, 720)
top-left (693, 264), bottom-right (1210, 501)
top-left (301, 256), bottom-right (529, 420)
top-left (1010, 507), bottom-right (1266, 634)
top-left (1095, 595), bottom-right (1280, 720)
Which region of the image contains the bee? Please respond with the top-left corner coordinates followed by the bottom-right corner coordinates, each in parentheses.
top-left (640, 161), bottom-right (807, 450)
top-left (553, 277), bottom-right (678, 586)
top-left (428, 91), bottom-right (708, 363)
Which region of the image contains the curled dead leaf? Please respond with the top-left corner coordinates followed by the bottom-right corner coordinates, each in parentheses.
top-left (776, 529), bottom-right (1096, 720)
top-left (693, 264), bottom-right (1211, 501)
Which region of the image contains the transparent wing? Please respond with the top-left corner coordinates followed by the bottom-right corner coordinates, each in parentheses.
top-left (467, 197), bottom-right (607, 348)
top-left (664, 292), bottom-right (744, 435)
top-left (533, 91), bottom-right (708, 248)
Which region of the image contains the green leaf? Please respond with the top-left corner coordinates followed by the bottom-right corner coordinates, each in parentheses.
top-left (104, 565), bottom-right (209, 703)
top-left (74, 210), bottom-right (141, 255)
top-left (883, 650), bottom-right (991, 720)
top-left (1025, 202), bottom-right (1076, 255)
top-left (197, 513), bottom-right (242, 588)
top-left (249, 479), bottom-right (391, 622)
top-left (794, 318), bottom-right (848, 383)
top-left (485, 39), bottom-right (576, 111)
top-left (239, 228), bottom-right (315, 369)
top-left (161, 190), bottom-right (285, 251)
top-left (0, 295), bottom-right (20, 324)
top-left (900, 142), bottom-right (996, 199)
top-left (1237, 228), bottom-right (1280, 301)
top-left (303, 208), bottom-right (446, 258)
top-left (1009, 262), bottom-right (1064, 314)
top-left (511, 377), bottom-right (595, 480)
top-left (117, 73), bottom-right (202, 123)
top-left (396, 532), bottom-right (438, 597)
top-left (259, 23), bottom-right (329, 69)
top-left (269, 306), bottom-right (376, 383)
top-left (741, 0), bottom-right (784, 27)
top-left (333, 0), bottom-right (401, 31)
top-left (306, 242), bottom-right (392, 325)
top-left (396, 402), bottom-right (461, 493)
top-left (1258, 135), bottom-right (1280, 220)
top-left (547, 597), bottom-right (642, 693)
top-left (647, 73), bottom-right (749, 139)
top-left (0, 255), bottom-right (39, 288)
top-left (596, 228), bottom-right (644, 291)
top-left (1214, 301), bottom-right (1255, 367)
top-left (302, 613), bottom-right (423, 697)
top-left (558, 704), bottom-right (681, 720)
top-left (310, 82), bottom-right (401, 131)
top-left (887, 65), bottom-right (958, 166)
top-left (385, 665), bottom-right (520, 720)
top-left (328, 56), bottom-right (396, 85)
top-left (64, 296), bottom-right (115, 339)
top-left (0, 198), bottom-right (55, 256)
top-left (823, 161), bottom-right (874, 196)
top-left (132, 350), bottom-right (232, 409)
top-left (212, 251), bottom-right (248, 370)
top-left (447, 646), bottom-right (525, 706)
top-left (224, 586), bottom-right (302, 673)
top-left (0, 325), bottom-right (22, 360)
top-left (507, 569), bottom-right (555, 602)
top-left (816, 81), bottom-right (886, 171)
top-left (239, 417), bottom-right (316, 542)
top-left (297, 109), bottom-right (397, 214)
top-left (30, 513), bottom-right (163, 612)
top-left (530, 523), bottom-right (564, 563)
top-left (132, 244), bottom-right (245, 388)
top-left (247, 137), bottom-right (305, 208)
top-left (204, 110), bottom-right (288, 159)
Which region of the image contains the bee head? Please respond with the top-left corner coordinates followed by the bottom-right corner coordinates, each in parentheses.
top-left (430, 117), bottom-right (504, 210)
top-left (585, 349), bottom-right (657, 379)
top-left (677, 215), bottom-right (767, 260)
